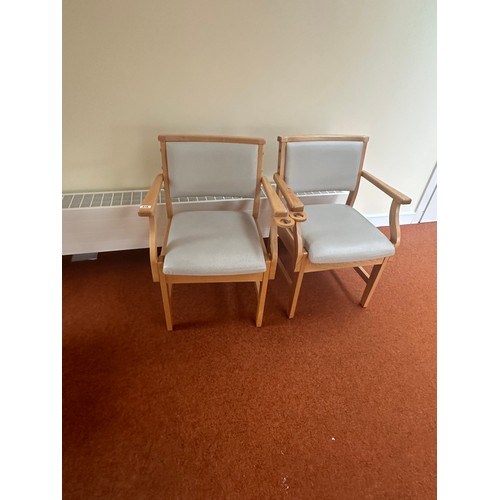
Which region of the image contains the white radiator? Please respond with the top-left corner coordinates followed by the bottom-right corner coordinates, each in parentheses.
top-left (62, 189), bottom-right (414, 256)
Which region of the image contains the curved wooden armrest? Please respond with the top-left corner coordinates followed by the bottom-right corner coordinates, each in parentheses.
top-left (262, 175), bottom-right (287, 217)
top-left (138, 173), bottom-right (164, 282)
top-left (262, 176), bottom-right (294, 229)
top-left (361, 170), bottom-right (411, 248)
top-left (138, 174), bottom-right (163, 217)
top-left (273, 173), bottom-right (305, 213)
top-left (361, 170), bottom-right (412, 205)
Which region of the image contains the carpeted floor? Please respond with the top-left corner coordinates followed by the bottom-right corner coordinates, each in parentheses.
top-left (62, 222), bottom-right (436, 499)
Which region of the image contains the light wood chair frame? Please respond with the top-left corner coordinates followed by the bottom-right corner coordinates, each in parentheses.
top-left (273, 135), bottom-right (412, 318)
top-left (138, 135), bottom-right (293, 330)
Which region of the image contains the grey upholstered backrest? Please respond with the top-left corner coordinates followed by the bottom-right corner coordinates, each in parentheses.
top-left (283, 139), bottom-right (366, 193)
top-left (166, 141), bottom-right (260, 199)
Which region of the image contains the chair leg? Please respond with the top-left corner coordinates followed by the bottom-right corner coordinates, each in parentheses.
top-left (360, 260), bottom-right (389, 307)
top-left (255, 272), bottom-right (270, 327)
top-left (288, 267), bottom-right (305, 319)
top-left (158, 273), bottom-right (174, 331)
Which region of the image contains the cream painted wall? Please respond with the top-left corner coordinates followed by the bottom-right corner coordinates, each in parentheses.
top-left (63, 0), bottom-right (436, 215)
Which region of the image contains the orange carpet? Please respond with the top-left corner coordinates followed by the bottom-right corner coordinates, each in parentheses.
top-left (63, 222), bottom-right (436, 499)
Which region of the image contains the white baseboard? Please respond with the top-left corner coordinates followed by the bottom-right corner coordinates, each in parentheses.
top-left (366, 212), bottom-right (417, 227)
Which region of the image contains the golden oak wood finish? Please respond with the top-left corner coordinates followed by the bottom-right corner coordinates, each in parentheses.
top-left (158, 135), bottom-right (266, 145)
top-left (361, 170), bottom-right (412, 247)
top-left (273, 173), bottom-right (304, 212)
top-left (139, 135), bottom-right (291, 330)
top-left (274, 135), bottom-right (412, 318)
top-left (138, 173), bottom-right (163, 281)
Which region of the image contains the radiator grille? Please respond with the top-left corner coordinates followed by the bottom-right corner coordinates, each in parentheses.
top-left (62, 188), bottom-right (345, 209)
top-left (62, 190), bottom-right (248, 209)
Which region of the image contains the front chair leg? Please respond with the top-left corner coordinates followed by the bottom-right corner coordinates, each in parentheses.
top-left (360, 259), bottom-right (389, 307)
top-left (158, 272), bottom-right (174, 331)
top-left (256, 271), bottom-right (270, 327)
top-left (288, 267), bottom-right (305, 319)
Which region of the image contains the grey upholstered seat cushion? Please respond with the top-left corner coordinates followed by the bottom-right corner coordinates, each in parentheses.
top-left (163, 211), bottom-right (267, 276)
top-left (300, 204), bottom-right (395, 264)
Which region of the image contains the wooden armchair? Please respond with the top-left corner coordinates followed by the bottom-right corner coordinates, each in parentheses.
top-left (138, 135), bottom-right (292, 330)
top-left (273, 135), bottom-right (412, 318)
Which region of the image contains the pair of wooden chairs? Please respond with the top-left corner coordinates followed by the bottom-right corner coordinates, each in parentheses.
top-left (138, 135), bottom-right (411, 330)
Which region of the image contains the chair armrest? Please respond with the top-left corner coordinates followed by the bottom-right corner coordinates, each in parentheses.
top-left (261, 176), bottom-right (287, 217)
top-left (273, 173), bottom-right (305, 212)
top-left (261, 176), bottom-right (293, 279)
top-left (261, 176), bottom-right (294, 228)
top-left (361, 170), bottom-right (412, 205)
top-left (361, 170), bottom-right (412, 248)
top-left (137, 173), bottom-right (164, 282)
top-left (273, 173), bottom-right (307, 224)
top-left (138, 174), bottom-right (163, 217)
